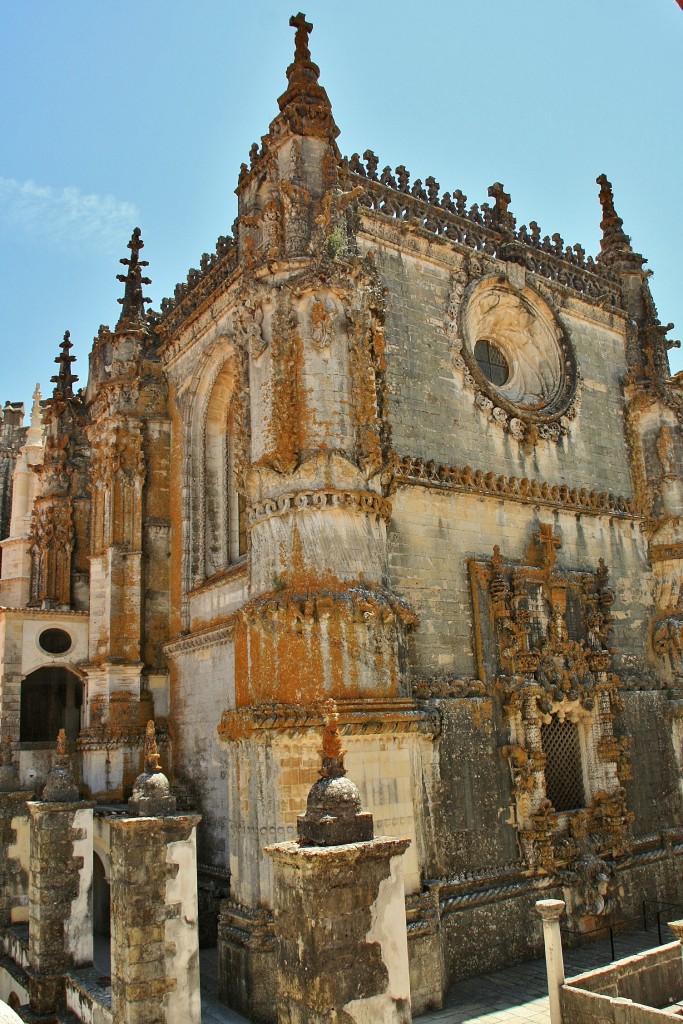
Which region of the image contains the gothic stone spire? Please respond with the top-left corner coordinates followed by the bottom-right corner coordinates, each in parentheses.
top-left (596, 174), bottom-right (642, 269)
top-left (50, 331), bottom-right (79, 399)
top-left (116, 227), bottom-right (152, 329)
top-left (275, 12), bottom-right (339, 142)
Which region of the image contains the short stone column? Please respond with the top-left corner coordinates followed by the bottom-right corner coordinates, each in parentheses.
top-left (536, 898), bottom-right (566, 1024)
top-left (266, 706), bottom-right (412, 1023)
top-left (27, 731), bottom-right (94, 1015)
top-left (669, 919), bottom-right (683, 959)
top-left (0, 735), bottom-right (33, 928)
top-left (110, 721), bottom-right (202, 1024)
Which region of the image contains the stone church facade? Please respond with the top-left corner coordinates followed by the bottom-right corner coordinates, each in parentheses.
top-left (2, 12), bottom-right (683, 1019)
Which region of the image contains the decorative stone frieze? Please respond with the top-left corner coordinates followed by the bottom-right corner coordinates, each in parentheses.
top-left (395, 455), bottom-right (641, 518)
top-left (248, 487), bottom-right (392, 526)
top-left (218, 696), bottom-right (440, 742)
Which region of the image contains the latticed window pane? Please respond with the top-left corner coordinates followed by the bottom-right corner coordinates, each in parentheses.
top-left (474, 339), bottom-right (509, 385)
top-left (541, 718), bottom-right (586, 812)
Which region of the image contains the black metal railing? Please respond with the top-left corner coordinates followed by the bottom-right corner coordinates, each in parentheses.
top-left (560, 899), bottom-right (683, 963)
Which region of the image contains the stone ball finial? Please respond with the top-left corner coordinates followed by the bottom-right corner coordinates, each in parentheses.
top-left (0, 734), bottom-right (20, 793)
top-left (129, 720), bottom-right (176, 817)
top-left (42, 729), bottom-right (79, 803)
top-left (297, 701), bottom-right (373, 846)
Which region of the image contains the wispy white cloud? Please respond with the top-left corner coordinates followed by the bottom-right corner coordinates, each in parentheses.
top-left (0, 177), bottom-right (138, 251)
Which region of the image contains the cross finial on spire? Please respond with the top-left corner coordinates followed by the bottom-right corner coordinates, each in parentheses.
top-left (290, 12), bottom-right (313, 62)
top-left (116, 227), bottom-right (152, 328)
top-left (50, 331), bottom-right (79, 398)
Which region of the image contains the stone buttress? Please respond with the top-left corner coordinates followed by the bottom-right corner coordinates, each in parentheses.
top-left (80, 230), bottom-right (172, 799)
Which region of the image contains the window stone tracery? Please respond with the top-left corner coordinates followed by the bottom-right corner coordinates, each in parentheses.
top-left (470, 525), bottom-right (633, 914)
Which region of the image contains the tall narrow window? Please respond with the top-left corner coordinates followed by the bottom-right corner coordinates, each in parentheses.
top-left (541, 718), bottom-right (586, 812)
top-left (204, 372), bottom-right (247, 579)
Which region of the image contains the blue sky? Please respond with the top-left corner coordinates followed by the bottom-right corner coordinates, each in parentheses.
top-left (1, 1), bottom-right (682, 409)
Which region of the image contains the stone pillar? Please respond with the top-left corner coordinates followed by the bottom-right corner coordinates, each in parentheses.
top-left (266, 710), bottom-right (412, 1023)
top-left (536, 898), bottom-right (566, 1024)
top-left (27, 732), bottom-right (94, 1015)
top-left (109, 721), bottom-right (201, 1024)
top-left (0, 736), bottom-right (32, 928)
top-left (669, 919), bottom-right (683, 957)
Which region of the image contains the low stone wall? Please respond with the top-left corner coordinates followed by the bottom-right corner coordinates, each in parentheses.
top-left (561, 942), bottom-right (683, 1022)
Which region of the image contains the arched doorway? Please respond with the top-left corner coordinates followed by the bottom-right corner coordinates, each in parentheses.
top-left (93, 852), bottom-right (111, 938)
top-left (93, 852), bottom-right (111, 982)
top-left (19, 667), bottom-right (83, 742)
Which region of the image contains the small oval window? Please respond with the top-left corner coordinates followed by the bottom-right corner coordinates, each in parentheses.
top-left (38, 628), bottom-right (72, 655)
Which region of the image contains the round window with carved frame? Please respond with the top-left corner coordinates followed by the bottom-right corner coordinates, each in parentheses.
top-left (459, 276), bottom-right (579, 442)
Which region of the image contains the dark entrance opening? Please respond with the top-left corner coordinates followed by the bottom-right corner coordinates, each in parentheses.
top-left (19, 667), bottom-right (83, 742)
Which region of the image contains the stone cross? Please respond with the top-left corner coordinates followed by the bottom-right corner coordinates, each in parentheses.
top-left (535, 524), bottom-right (562, 570)
top-left (290, 12), bottom-right (313, 62)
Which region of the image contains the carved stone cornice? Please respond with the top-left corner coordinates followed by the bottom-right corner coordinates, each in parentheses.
top-left (217, 696), bottom-right (440, 742)
top-left (164, 622), bottom-right (236, 658)
top-left (157, 240), bottom-right (239, 346)
top-left (650, 542), bottom-right (683, 562)
top-left (240, 582), bottom-right (418, 631)
top-left (248, 488), bottom-right (392, 527)
top-left (395, 455), bottom-right (642, 519)
top-left (411, 678), bottom-right (487, 699)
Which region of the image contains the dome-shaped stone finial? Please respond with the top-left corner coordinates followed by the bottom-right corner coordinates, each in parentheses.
top-left (297, 701), bottom-right (373, 846)
top-left (0, 734), bottom-right (20, 793)
top-left (129, 721), bottom-right (176, 817)
top-left (42, 729), bottom-right (79, 803)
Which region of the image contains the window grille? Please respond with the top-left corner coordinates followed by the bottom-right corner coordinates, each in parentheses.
top-left (541, 718), bottom-right (586, 812)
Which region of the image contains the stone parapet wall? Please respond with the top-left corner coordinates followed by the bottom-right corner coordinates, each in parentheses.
top-left (562, 942), bottom-right (683, 1022)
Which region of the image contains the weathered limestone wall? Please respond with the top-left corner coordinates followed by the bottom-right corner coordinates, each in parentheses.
top-left (376, 245), bottom-right (634, 498)
top-left (226, 729), bottom-right (435, 909)
top-left (620, 691), bottom-right (683, 835)
top-left (0, 610), bottom-right (88, 748)
top-left (431, 699), bottom-right (517, 879)
top-left (166, 638), bottom-right (232, 869)
top-left (388, 487), bottom-right (651, 681)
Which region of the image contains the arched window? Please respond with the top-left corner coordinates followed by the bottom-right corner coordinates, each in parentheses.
top-left (203, 368), bottom-right (246, 579)
top-left (19, 666), bottom-right (83, 742)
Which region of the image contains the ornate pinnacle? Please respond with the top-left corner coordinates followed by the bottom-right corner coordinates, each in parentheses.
top-left (144, 719), bottom-right (162, 774)
top-left (57, 728), bottom-right (67, 756)
top-left (274, 12), bottom-right (339, 143)
top-left (596, 174), bottom-right (640, 267)
top-left (319, 699), bottom-right (346, 779)
top-left (50, 331), bottom-right (79, 398)
top-left (116, 227), bottom-right (152, 328)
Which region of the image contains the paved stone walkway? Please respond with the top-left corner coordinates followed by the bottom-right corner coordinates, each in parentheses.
top-left (198, 922), bottom-right (677, 1023)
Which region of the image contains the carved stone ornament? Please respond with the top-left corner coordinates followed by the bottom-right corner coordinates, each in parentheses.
top-left (470, 527), bottom-right (632, 881)
top-left (309, 295), bottom-right (337, 351)
top-left (452, 275), bottom-right (581, 448)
